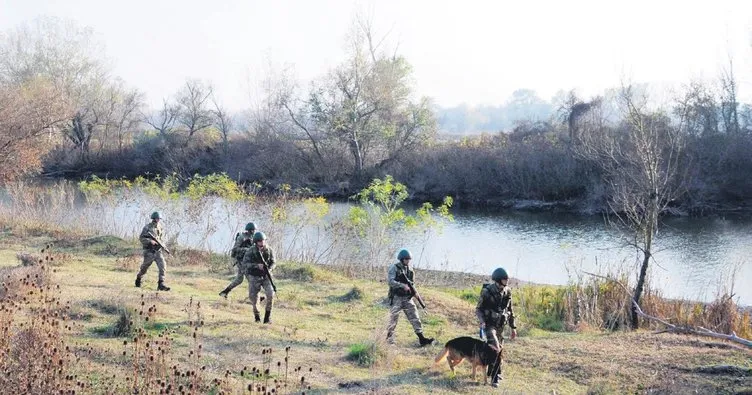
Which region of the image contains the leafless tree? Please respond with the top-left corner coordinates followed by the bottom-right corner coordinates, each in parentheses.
top-left (176, 79), bottom-right (214, 145)
top-left (575, 85), bottom-right (687, 329)
top-left (211, 97), bottom-right (233, 168)
top-left (719, 55), bottom-right (740, 135)
top-left (111, 83), bottom-right (145, 153)
top-left (558, 90), bottom-right (606, 141)
top-left (143, 99), bottom-right (179, 137)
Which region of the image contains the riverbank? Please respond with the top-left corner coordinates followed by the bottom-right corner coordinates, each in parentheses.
top-left (1, 225), bottom-right (750, 394)
top-left (35, 172), bottom-right (752, 217)
top-left (284, 187), bottom-right (752, 217)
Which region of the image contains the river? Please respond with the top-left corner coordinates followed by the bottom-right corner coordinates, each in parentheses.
top-left (4, 188), bottom-right (750, 305)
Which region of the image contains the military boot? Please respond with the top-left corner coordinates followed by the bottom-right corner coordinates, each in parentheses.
top-left (254, 312), bottom-right (261, 323)
top-left (263, 310), bottom-right (271, 324)
top-left (417, 332), bottom-right (434, 346)
top-left (219, 287), bottom-right (231, 298)
top-left (135, 276), bottom-right (142, 288)
top-left (386, 331), bottom-right (395, 345)
top-left (157, 281), bottom-right (171, 291)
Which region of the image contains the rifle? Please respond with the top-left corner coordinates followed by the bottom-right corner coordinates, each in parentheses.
top-left (257, 247), bottom-right (277, 292)
top-left (145, 232), bottom-right (171, 255)
top-left (399, 270), bottom-right (426, 309)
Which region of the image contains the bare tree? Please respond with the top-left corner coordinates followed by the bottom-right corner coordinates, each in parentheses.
top-left (575, 86), bottom-right (687, 329)
top-left (211, 97), bottom-right (233, 168)
top-left (175, 79), bottom-right (214, 145)
top-left (143, 99), bottom-right (179, 137)
top-left (558, 90), bottom-right (606, 141)
top-left (719, 55), bottom-right (740, 135)
top-left (272, 70), bottom-right (330, 173)
top-left (111, 84), bottom-right (145, 153)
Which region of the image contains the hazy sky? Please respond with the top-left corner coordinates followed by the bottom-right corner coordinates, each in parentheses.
top-left (2, 0), bottom-right (751, 110)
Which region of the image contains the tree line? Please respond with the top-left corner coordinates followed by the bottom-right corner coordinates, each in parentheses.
top-left (1, 16), bottom-right (751, 216)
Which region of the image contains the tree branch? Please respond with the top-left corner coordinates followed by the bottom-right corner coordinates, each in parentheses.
top-left (582, 271), bottom-right (752, 348)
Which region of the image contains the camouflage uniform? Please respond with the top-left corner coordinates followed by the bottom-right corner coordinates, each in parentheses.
top-left (386, 261), bottom-right (425, 344)
top-left (136, 220), bottom-right (167, 285)
top-left (219, 231), bottom-right (254, 296)
top-left (475, 282), bottom-right (516, 384)
top-left (241, 244), bottom-right (276, 320)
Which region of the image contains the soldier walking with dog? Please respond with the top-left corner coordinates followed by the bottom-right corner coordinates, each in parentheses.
top-left (476, 267), bottom-right (517, 388)
top-left (241, 231), bottom-right (276, 323)
top-left (135, 211), bottom-right (171, 291)
top-left (386, 249), bottom-right (435, 346)
top-left (219, 222), bottom-right (257, 298)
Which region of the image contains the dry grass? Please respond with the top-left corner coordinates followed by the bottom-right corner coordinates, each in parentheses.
top-left (0, 227), bottom-right (750, 394)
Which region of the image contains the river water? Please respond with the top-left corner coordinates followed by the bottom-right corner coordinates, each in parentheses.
top-left (410, 209), bottom-right (752, 306)
top-left (4, 188), bottom-right (750, 305)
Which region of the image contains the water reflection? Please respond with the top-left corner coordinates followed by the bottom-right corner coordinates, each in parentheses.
top-left (6, 188), bottom-right (748, 305)
top-left (399, 209), bottom-right (751, 306)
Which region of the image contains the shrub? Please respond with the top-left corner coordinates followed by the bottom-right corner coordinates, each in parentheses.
top-left (112, 308), bottom-right (136, 337)
top-left (337, 286), bottom-right (364, 302)
top-left (346, 341), bottom-right (383, 367)
top-left (277, 263), bottom-right (318, 282)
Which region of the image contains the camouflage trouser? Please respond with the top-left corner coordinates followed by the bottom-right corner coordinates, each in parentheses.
top-left (223, 261), bottom-right (245, 292)
top-left (485, 326), bottom-right (505, 380)
top-left (138, 249), bottom-right (166, 283)
top-left (247, 275), bottom-right (274, 314)
top-left (485, 326), bottom-right (505, 349)
top-left (386, 295), bottom-right (423, 341)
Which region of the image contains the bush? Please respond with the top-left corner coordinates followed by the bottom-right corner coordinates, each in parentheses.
top-left (346, 341), bottom-right (383, 367)
top-left (80, 235), bottom-right (135, 256)
top-left (276, 263), bottom-right (318, 282)
top-left (516, 285), bottom-right (567, 332)
top-left (336, 286), bottom-right (364, 302)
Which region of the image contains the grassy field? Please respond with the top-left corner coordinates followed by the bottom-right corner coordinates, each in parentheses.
top-left (0, 228), bottom-right (750, 394)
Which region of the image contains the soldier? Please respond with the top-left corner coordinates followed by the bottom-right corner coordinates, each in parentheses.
top-left (476, 267), bottom-right (517, 388)
top-left (241, 231), bottom-right (276, 323)
top-left (386, 249), bottom-right (434, 346)
top-left (219, 222), bottom-right (257, 298)
top-left (135, 211), bottom-right (171, 291)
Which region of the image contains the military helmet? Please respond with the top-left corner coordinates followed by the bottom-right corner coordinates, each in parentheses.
top-left (491, 267), bottom-right (509, 282)
top-left (397, 249), bottom-right (412, 261)
top-left (245, 222), bottom-right (257, 232)
top-left (150, 211), bottom-right (162, 220)
top-left (252, 231), bottom-right (266, 242)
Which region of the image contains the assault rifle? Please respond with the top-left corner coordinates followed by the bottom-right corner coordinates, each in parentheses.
top-left (145, 232), bottom-right (171, 255)
top-left (257, 248), bottom-right (277, 292)
top-left (399, 270), bottom-right (426, 309)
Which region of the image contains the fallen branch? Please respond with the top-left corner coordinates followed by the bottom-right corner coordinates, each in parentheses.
top-left (582, 271), bottom-right (752, 348)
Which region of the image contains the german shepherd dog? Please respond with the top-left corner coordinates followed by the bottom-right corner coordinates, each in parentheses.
top-left (433, 336), bottom-right (501, 384)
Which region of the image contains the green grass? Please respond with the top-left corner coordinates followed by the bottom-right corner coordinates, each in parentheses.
top-left (0, 228), bottom-right (750, 394)
top-left (346, 341), bottom-right (383, 367)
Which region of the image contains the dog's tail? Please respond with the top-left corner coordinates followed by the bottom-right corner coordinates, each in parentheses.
top-left (433, 346), bottom-right (450, 367)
